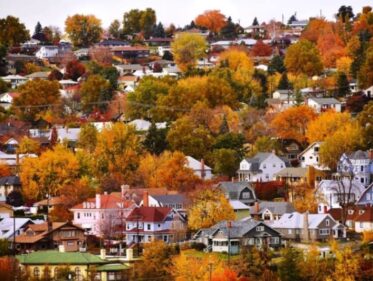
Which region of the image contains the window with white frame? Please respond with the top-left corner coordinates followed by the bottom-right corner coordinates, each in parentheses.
top-left (325, 219), bottom-right (330, 226)
top-left (256, 226), bottom-right (264, 232)
top-left (319, 229), bottom-right (330, 235)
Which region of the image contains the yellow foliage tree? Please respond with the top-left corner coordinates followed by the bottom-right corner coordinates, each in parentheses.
top-left (17, 136), bottom-right (40, 154)
top-left (306, 111), bottom-right (351, 143)
top-left (20, 145), bottom-right (80, 201)
top-left (171, 32), bottom-right (207, 72)
top-left (336, 56), bottom-right (353, 75)
top-left (65, 14), bottom-right (103, 47)
top-left (218, 48), bottom-right (254, 73)
top-left (188, 188), bottom-right (235, 230)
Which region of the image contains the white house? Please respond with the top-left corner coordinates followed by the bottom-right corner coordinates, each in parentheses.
top-left (185, 156), bottom-right (213, 180)
top-left (237, 152), bottom-right (287, 182)
top-left (316, 179), bottom-right (366, 213)
top-left (128, 119), bottom-right (166, 132)
top-left (70, 192), bottom-right (136, 236)
top-left (307, 97), bottom-right (342, 113)
top-left (298, 142), bottom-right (327, 170)
top-left (0, 92), bottom-right (20, 109)
top-left (1, 75), bottom-right (27, 88)
top-left (338, 150), bottom-right (373, 187)
top-left (272, 90), bottom-right (293, 100)
top-left (35, 46), bottom-right (59, 59)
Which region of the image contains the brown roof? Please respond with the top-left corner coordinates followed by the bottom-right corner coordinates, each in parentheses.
top-left (126, 206), bottom-right (171, 222)
top-left (111, 46), bottom-right (149, 52)
top-left (356, 207), bottom-right (373, 222)
top-left (34, 196), bottom-right (68, 207)
top-left (0, 202), bottom-right (13, 210)
top-left (118, 75), bottom-right (138, 82)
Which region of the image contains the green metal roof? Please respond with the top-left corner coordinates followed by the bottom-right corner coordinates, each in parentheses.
top-left (16, 251), bottom-right (108, 265)
top-left (96, 264), bottom-right (129, 271)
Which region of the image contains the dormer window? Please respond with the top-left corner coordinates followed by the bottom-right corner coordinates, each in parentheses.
top-left (325, 219), bottom-right (329, 226)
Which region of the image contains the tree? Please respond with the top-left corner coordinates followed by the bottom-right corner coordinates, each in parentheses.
top-left (48, 69), bottom-right (63, 81)
top-left (137, 151), bottom-right (200, 192)
top-left (78, 123), bottom-right (98, 153)
top-left (277, 72), bottom-right (291, 90)
top-left (17, 136), bottom-right (40, 154)
top-left (64, 60), bottom-right (86, 81)
top-left (0, 163), bottom-right (11, 177)
top-left (211, 148), bottom-right (239, 178)
top-left (317, 32), bottom-right (346, 68)
top-left (108, 19), bottom-right (121, 39)
top-left (6, 190), bottom-right (24, 208)
top-left (337, 5), bottom-right (354, 23)
top-left (252, 17), bottom-right (259, 26)
top-left (220, 16), bottom-right (237, 39)
top-left (13, 79), bottom-right (61, 121)
top-left (336, 72), bottom-right (350, 97)
top-left (271, 105), bottom-right (317, 145)
top-left (132, 241), bottom-right (175, 280)
top-left (278, 247), bottom-right (303, 281)
top-left (79, 74), bottom-right (112, 113)
top-left (171, 32), bottom-right (207, 72)
top-left (306, 111), bottom-right (353, 143)
top-left (143, 122), bottom-right (168, 155)
top-left (122, 8), bottom-right (156, 37)
top-left (152, 22), bottom-right (165, 38)
top-left (211, 268), bottom-right (248, 281)
top-left (20, 145), bottom-right (80, 201)
top-left (34, 21), bottom-right (42, 35)
top-left (93, 123), bottom-right (141, 186)
top-left (65, 14), bottom-right (103, 47)
top-left (0, 78), bottom-right (9, 94)
top-left (336, 56), bottom-right (353, 74)
top-left (88, 46), bottom-right (112, 66)
top-left (141, 8), bottom-right (157, 38)
top-left (251, 40), bottom-right (272, 57)
top-left (301, 18), bottom-right (331, 43)
top-left (188, 188), bottom-right (235, 230)
top-left (218, 48), bottom-right (254, 72)
top-left (288, 14), bottom-right (298, 25)
top-left (195, 10), bottom-right (226, 34)
top-left (0, 16), bottom-right (30, 47)
top-left (319, 121), bottom-right (364, 171)
top-left (268, 55), bottom-right (286, 74)
top-left (24, 62), bottom-right (41, 74)
top-left (284, 39), bottom-right (323, 76)
top-left (357, 101), bottom-right (373, 148)
top-left (167, 116), bottom-right (214, 160)
top-left (42, 26), bottom-right (61, 45)
top-left (358, 45), bottom-right (373, 88)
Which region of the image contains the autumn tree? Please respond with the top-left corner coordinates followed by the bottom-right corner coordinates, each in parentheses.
top-left (65, 14), bottom-right (103, 47)
top-left (93, 123), bottom-right (141, 186)
top-left (271, 105), bottom-right (317, 145)
top-left (319, 121), bottom-right (364, 171)
top-left (64, 60), bottom-right (86, 81)
top-left (268, 55), bottom-right (286, 74)
top-left (20, 145), bottom-right (80, 201)
top-left (317, 31), bottom-right (346, 68)
top-left (251, 40), bottom-right (272, 57)
top-left (188, 188), bottom-right (235, 230)
top-left (88, 46), bottom-right (112, 66)
top-left (0, 16), bottom-right (30, 47)
top-left (357, 101), bottom-right (373, 148)
top-left (0, 78), bottom-right (8, 94)
top-left (0, 162), bottom-right (11, 177)
top-left (167, 116), bottom-right (214, 160)
top-left (218, 48), bottom-right (254, 73)
top-left (284, 39), bottom-right (323, 76)
top-left (78, 123), bottom-right (98, 153)
top-left (211, 148), bottom-right (240, 178)
top-left (13, 79), bottom-right (61, 121)
top-left (79, 74), bottom-right (112, 113)
top-left (143, 122), bottom-right (168, 155)
top-left (301, 18), bottom-right (332, 43)
top-left (17, 136), bottom-right (40, 154)
top-left (132, 241), bottom-right (175, 280)
top-left (122, 8), bottom-right (156, 38)
top-left (220, 16), bottom-right (239, 39)
top-left (48, 69), bottom-right (63, 81)
top-left (336, 72), bottom-right (350, 97)
top-left (171, 32), bottom-right (207, 72)
top-left (358, 45), bottom-right (373, 88)
top-left (137, 151), bottom-right (200, 192)
top-left (336, 56), bottom-right (353, 74)
top-left (195, 10), bottom-right (226, 34)
top-left (278, 247), bottom-right (303, 281)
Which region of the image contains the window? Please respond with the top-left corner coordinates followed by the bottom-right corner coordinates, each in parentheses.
top-left (361, 178), bottom-right (364, 183)
top-left (54, 268), bottom-right (59, 278)
top-left (360, 222), bottom-right (363, 228)
top-left (34, 267), bottom-right (40, 278)
top-left (263, 164), bottom-right (266, 169)
top-left (309, 156), bottom-right (313, 159)
top-left (273, 164), bottom-right (276, 168)
top-left (158, 224), bottom-right (161, 228)
top-left (163, 235), bottom-right (168, 242)
top-left (270, 237), bottom-right (279, 244)
top-left (319, 229), bottom-right (330, 235)
top-left (325, 219), bottom-right (330, 226)
top-left (288, 229), bottom-right (292, 234)
top-left (301, 156), bottom-right (305, 161)
top-left (256, 226), bottom-right (264, 232)
top-left (361, 165), bottom-right (364, 172)
top-left (147, 224), bottom-right (151, 230)
top-left (77, 213), bottom-right (80, 219)
top-left (314, 147), bottom-right (319, 152)
top-left (241, 192), bottom-right (251, 199)
top-left (367, 192), bottom-right (372, 201)
top-left (75, 267), bottom-right (81, 280)
top-left (67, 241), bottom-right (74, 246)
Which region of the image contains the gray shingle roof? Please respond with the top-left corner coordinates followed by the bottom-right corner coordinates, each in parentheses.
top-left (348, 150), bottom-right (369, 160)
top-left (210, 219), bottom-right (261, 238)
top-left (309, 98), bottom-right (341, 105)
top-left (250, 201), bottom-right (295, 215)
top-left (151, 194), bottom-right (188, 205)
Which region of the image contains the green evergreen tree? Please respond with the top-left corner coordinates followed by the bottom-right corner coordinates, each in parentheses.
top-left (152, 22), bottom-right (165, 38)
top-left (268, 55), bottom-right (286, 74)
top-left (278, 247), bottom-right (303, 281)
top-left (252, 17), bottom-right (259, 26)
top-left (34, 21), bottom-right (42, 35)
top-left (143, 122), bottom-right (168, 155)
top-left (278, 72), bottom-right (291, 90)
top-left (220, 17), bottom-right (237, 39)
top-left (336, 72), bottom-right (350, 97)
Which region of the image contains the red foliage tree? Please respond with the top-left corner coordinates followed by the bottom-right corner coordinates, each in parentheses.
top-left (251, 40), bottom-right (272, 57)
top-left (64, 60), bottom-right (86, 81)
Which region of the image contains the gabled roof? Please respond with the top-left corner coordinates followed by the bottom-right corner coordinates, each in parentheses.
top-left (0, 218), bottom-right (34, 239)
top-left (274, 167), bottom-right (308, 178)
top-left (347, 150), bottom-right (370, 160)
top-left (309, 97), bottom-right (342, 105)
top-left (229, 200), bottom-right (250, 210)
top-left (71, 194), bottom-right (134, 210)
top-left (271, 212), bottom-right (334, 229)
top-left (298, 142), bottom-right (322, 157)
top-left (250, 201), bottom-right (295, 215)
top-left (126, 206), bottom-right (172, 222)
top-left (357, 183), bottom-right (373, 205)
top-left (218, 181), bottom-right (255, 195)
top-left (17, 250), bottom-right (107, 265)
top-left (151, 194), bottom-right (188, 205)
top-left (186, 156), bottom-right (212, 171)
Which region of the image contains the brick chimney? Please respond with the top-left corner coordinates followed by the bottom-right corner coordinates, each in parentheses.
top-left (95, 194), bottom-right (101, 209)
top-left (368, 149), bottom-right (373, 160)
top-left (143, 191), bottom-right (149, 207)
top-left (255, 201), bottom-right (260, 213)
top-left (200, 159), bottom-right (206, 179)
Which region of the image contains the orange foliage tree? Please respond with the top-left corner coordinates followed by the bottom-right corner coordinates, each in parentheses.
top-left (0, 162), bottom-right (11, 177)
top-left (317, 32), bottom-right (346, 68)
top-left (251, 40), bottom-right (272, 57)
top-left (212, 268), bottom-right (250, 281)
top-left (301, 18), bottom-right (333, 43)
top-left (195, 10), bottom-right (226, 34)
top-left (271, 105), bottom-right (317, 145)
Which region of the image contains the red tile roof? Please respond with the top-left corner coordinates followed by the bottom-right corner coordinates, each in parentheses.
top-left (356, 207), bottom-right (373, 222)
top-left (126, 206), bottom-right (171, 222)
top-left (71, 193), bottom-right (134, 210)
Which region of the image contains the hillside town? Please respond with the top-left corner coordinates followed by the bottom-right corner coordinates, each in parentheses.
top-left (0, 2), bottom-right (372, 281)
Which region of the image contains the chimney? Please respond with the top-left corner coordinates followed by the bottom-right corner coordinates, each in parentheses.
top-left (96, 194), bottom-right (101, 209)
top-left (272, 149), bottom-right (276, 155)
top-left (369, 149), bottom-right (373, 160)
top-left (126, 248), bottom-right (133, 261)
top-left (143, 191), bottom-right (149, 207)
top-left (121, 184), bottom-right (129, 198)
top-left (58, 245), bottom-right (65, 253)
top-left (255, 201), bottom-right (260, 213)
top-left (100, 249), bottom-right (106, 260)
top-left (302, 212), bottom-right (310, 242)
top-left (200, 159), bottom-right (206, 179)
